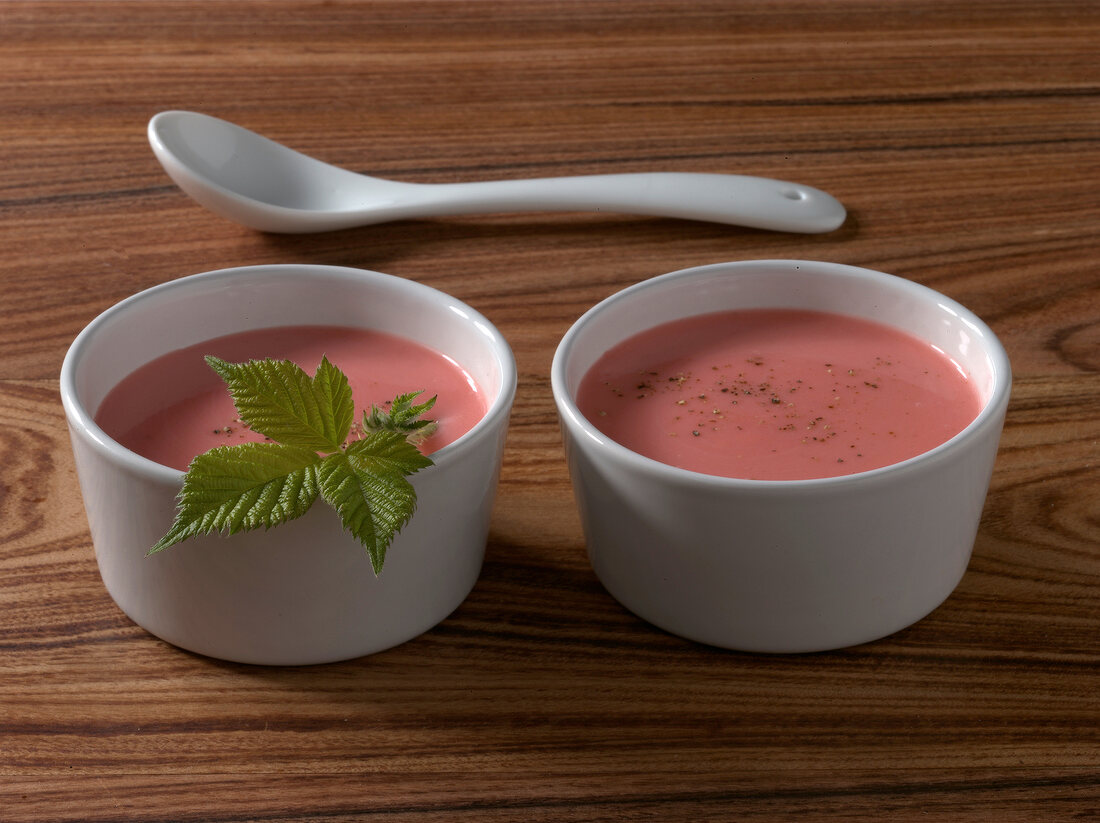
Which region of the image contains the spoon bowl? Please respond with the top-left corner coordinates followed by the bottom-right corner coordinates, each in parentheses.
top-left (148, 110), bottom-right (847, 234)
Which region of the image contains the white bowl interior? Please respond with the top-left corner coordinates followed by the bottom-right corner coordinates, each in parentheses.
top-left (64, 264), bottom-right (512, 465)
top-left (559, 261), bottom-right (1006, 416)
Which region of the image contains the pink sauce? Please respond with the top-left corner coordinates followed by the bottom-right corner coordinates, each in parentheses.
top-left (576, 309), bottom-right (981, 481)
top-left (96, 325), bottom-right (487, 471)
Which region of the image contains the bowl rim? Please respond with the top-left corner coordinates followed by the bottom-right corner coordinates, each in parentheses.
top-left (60, 263), bottom-right (517, 485)
top-left (550, 259), bottom-right (1012, 490)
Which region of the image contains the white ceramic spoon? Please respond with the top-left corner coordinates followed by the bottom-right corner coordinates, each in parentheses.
top-left (148, 110), bottom-right (846, 234)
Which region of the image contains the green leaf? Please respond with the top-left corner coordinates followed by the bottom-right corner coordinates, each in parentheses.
top-left (151, 356), bottom-right (437, 574)
top-left (206, 355), bottom-right (353, 453)
top-left (363, 390), bottom-right (438, 444)
top-left (149, 442), bottom-right (321, 554)
top-left (317, 431), bottom-right (433, 574)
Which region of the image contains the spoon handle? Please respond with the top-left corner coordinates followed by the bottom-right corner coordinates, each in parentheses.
top-left (398, 172), bottom-right (845, 233)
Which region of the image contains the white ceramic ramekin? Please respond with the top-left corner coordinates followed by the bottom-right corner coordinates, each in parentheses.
top-left (551, 260), bottom-right (1011, 653)
top-left (61, 264), bottom-right (516, 665)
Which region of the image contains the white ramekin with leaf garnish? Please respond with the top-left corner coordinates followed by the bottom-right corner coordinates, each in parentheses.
top-left (61, 264), bottom-right (516, 665)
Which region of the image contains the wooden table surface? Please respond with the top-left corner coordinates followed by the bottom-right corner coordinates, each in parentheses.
top-left (2, 2), bottom-right (1098, 820)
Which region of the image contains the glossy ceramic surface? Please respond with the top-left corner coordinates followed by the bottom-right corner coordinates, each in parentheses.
top-left (61, 264), bottom-right (516, 665)
top-left (551, 260), bottom-right (1011, 653)
top-left (148, 110), bottom-right (846, 234)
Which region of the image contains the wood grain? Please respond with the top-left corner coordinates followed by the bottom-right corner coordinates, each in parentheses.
top-left (1, 1), bottom-right (1098, 820)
